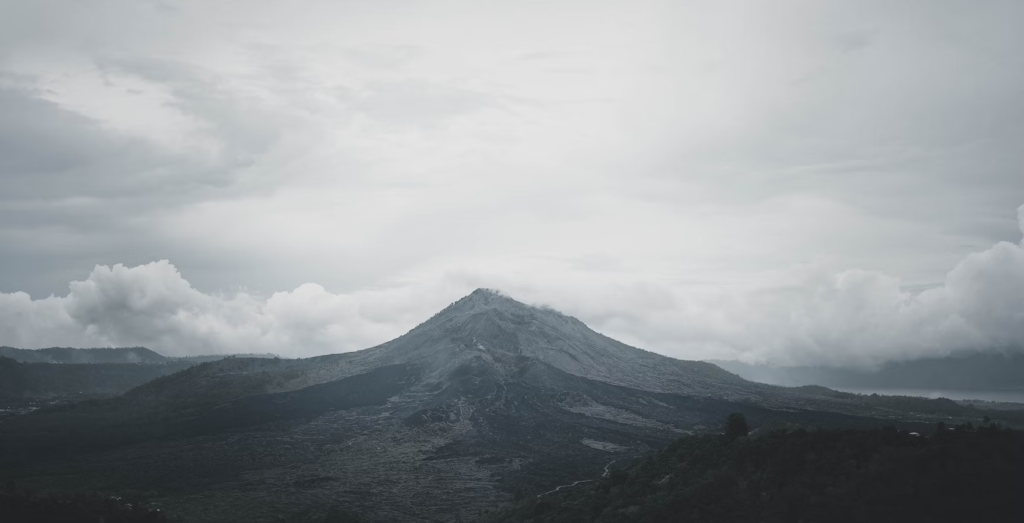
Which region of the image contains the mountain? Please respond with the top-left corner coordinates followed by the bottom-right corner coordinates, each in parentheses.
top-left (0, 289), bottom-right (1015, 523)
top-left (713, 352), bottom-right (1024, 393)
top-left (314, 289), bottom-right (749, 396)
top-left (120, 289), bottom-right (764, 410)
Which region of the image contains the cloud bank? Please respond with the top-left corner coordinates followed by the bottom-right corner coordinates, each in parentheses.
top-left (0, 261), bottom-right (445, 357)
top-left (3, 0), bottom-right (1024, 305)
top-left (3, 204), bottom-right (1023, 365)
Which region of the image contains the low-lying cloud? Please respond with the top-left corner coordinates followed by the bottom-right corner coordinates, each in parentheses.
top-left (0, 261), bottom-right (447, 357)
top-left (2, 204), bottom-right (1023, 366)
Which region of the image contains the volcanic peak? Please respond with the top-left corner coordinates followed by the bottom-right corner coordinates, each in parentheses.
top-left (419, 288), bottom-right (581, 329)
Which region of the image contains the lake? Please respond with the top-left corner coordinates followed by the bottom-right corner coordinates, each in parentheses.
top-left (834, 387), bottom-right (1024, 404)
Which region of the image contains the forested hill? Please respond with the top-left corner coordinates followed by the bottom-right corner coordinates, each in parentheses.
top-left (0, 357), bottom-right (196, 399)
top-left (0, 347), bottom-right (279, 365)
top-left (493, 420), bottom-right (1024, 523)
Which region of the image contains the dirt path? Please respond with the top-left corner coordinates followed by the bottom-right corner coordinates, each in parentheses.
top-left (538, 457), bottom-right (622, 497)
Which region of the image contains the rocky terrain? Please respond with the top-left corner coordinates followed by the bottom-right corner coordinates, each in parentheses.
top-left (1, 289), bottom-right (1018, 522)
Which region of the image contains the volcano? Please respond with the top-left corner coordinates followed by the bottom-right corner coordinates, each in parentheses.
top-left (0, 289), bottom-right (957, 522)
top-left (306, 288), bottom-right (750, 396)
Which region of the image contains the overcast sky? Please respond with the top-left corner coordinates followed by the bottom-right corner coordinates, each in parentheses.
top-left (2, 0), bottom-right (1023, 366)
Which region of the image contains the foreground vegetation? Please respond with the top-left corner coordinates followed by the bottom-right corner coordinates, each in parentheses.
top-left (0, 486), bottom-right (365, 523)
top-left (0, 486), bottom-right (172, 523)
top-left (493, 417), bottom-right (1024, 523)
top-left (6, 417), bottom-right (1023, 522)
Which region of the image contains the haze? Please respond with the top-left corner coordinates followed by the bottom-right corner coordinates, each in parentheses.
top-left (2, 0), bottom-right (1024, 367)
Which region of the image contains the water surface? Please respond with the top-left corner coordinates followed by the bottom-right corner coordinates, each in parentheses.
top-left (835, 387), bottom-right (1024, 404)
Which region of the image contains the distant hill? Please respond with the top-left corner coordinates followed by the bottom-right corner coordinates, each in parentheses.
top-left (170, 353), bottom-right (282, 363)
top-left (0, 346), bottom-right (167, 364)
top-left (0, 348), bottom-right (281, 402)
top-left (0, 356), bottom-right (196, 399)
top-left (0, 346), bottom-right (281, 365)
top-left (712, 352), bottom-right (1024, 392)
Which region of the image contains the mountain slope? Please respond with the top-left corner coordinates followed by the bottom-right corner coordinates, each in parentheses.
top-left (2, 354), bottom-right (920, 523)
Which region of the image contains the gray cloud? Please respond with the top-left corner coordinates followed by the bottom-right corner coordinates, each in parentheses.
top-left (2, 1), bottom-right (1024, 366)
top-left (0, 83), bottom-right (161, 199)
top-left (351, 80), bottom-right (495, 126)
top-left (101, 58), bottom-right (285, 166)
top-left (0, 74), bottom-right (286, 295)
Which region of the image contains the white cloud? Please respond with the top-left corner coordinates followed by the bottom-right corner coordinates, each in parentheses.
top-left (0, 260), bottom-right (480, 357)
top-left (2, 205), bottom-right (1024, 365)
top-left (0, 291), bottom-right (82, 349)
top-left (558, 205), bottom-right (1024, 367)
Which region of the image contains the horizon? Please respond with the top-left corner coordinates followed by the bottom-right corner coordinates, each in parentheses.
top-left (5, 281), bottom-right (1024, 373)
